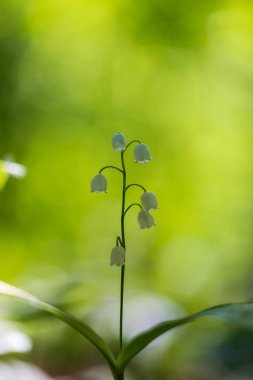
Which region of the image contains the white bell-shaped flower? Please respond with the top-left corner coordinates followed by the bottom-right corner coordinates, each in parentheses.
top-left (141, 192), bottom-right (158, 211)
top-left (112, 132), bottom-right (126, 151)
top-left (110, 246), bottom-right (125, 266)
top-left (134, 143), bottom-right (152, 163)
top-left (138, 209), bottom-right (155, 229)
top-left (90, 174), bottom-right (107, 193)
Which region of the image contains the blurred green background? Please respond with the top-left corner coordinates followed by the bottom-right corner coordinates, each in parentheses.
top-left (1, 0), bottom-right (253, 379)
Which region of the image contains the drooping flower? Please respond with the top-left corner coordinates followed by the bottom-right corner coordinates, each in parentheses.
top-left (90, 174), bottom-right (107, 193)
top-left (112, 132), bottom-right (126, 152)
top-left (141, 192), bottom-right (158, 211)
top-left (134, 143), bottom-right (152, 163)
top-left (110, 246), bottom-right (125, 266)
top-left (137, 209), bottom-right (155, 229)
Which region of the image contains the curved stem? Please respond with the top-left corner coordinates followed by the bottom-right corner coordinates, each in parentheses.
top-left (119, 151), bottom-right (126, 353)
top-left (125, 183), bottom-right (146, 193)
top-left (124, 203), bottom-right (142, 217)
top-left (124, 140), bottom-right (141, 151)
top-left (116, 236), bottom-right (123, 246)
top-left (99, 166), bottom-right (123, 174)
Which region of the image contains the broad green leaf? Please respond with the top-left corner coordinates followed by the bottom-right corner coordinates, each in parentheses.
top-left (0, 281), bottom-right (117, 375)
top-left (117, 303), bottom-right (253, 371)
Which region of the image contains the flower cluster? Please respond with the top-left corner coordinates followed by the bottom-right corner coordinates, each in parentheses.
top-left (90, 132), bottom-right (158, 266)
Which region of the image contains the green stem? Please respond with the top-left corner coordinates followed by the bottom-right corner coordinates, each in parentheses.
top-left (124, 203), bottom-right (142, 217)
top-left (119, 151), bottom-right (126, 354)
top-left (99, 165), bottom-right (123, 174)
top-left (125, 140), bottom-right (141, 150)
top-left (112, 371), bottom-right (124, 380)
top-left (125, 183), bottom-right (146, 192)
top-left (119, 266), bottom-right (125, 350)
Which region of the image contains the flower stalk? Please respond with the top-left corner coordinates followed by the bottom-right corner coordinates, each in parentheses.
top-left (90, 132), bottom-right (157, 378)
top-left (119, 150), bottom-right (126, 351)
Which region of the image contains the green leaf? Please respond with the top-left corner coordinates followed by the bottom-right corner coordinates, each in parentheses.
top-left (117, 302), bottom-right (253, 371)
top-left (0, 281), bottom-right (117, 375)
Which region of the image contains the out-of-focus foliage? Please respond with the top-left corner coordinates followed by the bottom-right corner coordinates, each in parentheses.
top-left (1, 0), bottom-right (253, 379)
top-left (0, 162), bottom-right (8, 190)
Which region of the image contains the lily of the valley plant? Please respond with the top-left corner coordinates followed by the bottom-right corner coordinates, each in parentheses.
top-left (0, 133), bottom-right (253, 380)
top-left (91, 132), bottom-right (157, 351)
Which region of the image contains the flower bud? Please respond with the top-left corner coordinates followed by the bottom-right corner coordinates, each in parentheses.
top-left (112, 132), bottom-right (126, 152)
top-left (134, 143), bottom-right (152, 163)
top-left (90, 174), bottom-right (107, 193)
top-left (141, 192), bottom-right (158, 211)
top-left (110, 246), bottom-right (125, 266)
top-left (137, 209), bottom-right (155, 229)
